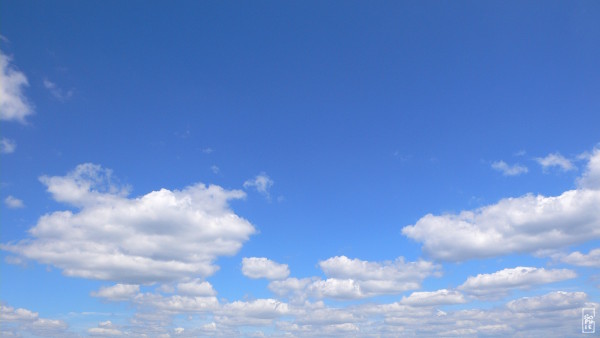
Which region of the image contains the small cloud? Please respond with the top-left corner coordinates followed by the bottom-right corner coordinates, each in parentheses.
top-left (0, 50), bottom-right (33, 123)
top-left (4, 195), bottom-right (24, 208)
top-left (43, 78), bottom-right (73, 101)
top-left (0, 138), bottom-right (16, 154)
top-left (211, 165), bottom-right (220, 174)
top-left (175, 129), bottom-right (191, 139)
top-left (556, 248), bottom-right (600, 268)
top-left (536, 153), bottom-right (575, 172)
top-left (491, 160), bottom-right (528, 176)
top-left (201, 147), bottom-right (214, 154)
top-left (243, 173), bottom-right (274, 199)
top-left (242, 257), bottom-right (290, 280)
top-left (514, 150), bottom-right (526, 156)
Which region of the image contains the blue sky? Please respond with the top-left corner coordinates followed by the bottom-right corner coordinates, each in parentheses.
top-left (1, 1), bottom-right (599, 337)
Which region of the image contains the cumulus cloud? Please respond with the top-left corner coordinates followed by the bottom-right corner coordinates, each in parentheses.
top-left (402, 148), bottom-right (600, 261)
top-left (491, 160), bottom-right (528, 176)
top-left (4, 195), bottom-right (24, 208)
top-left (1, 163), bottom-right (256, 284)
top-left (88, 321), bottom-right (123, 336)
top-left (243, 173), bottom-right (274, 199)
top-left (76, 285), bottom-right (599, 337)
top-left (242, 257), bottom-right (290, 280)
top-left (216, 299), bottom-right (289, 327)
top-left (536, 153), bottom-right (575, 171)
top-left (269, 256), bottom-right (440, 300)
top-left (177, 279), bottom-right (217, 296)
top-left (91, 284), bottom-right (140, 301)
top-left (578, 148), bottom-right (600, 189)
top-left (458, 267), bottom-right (576, 299)
top-left (506, 291), bottom-right (588, 312)
top-left (0, 305), bottom-right (71, 337)
top-left (399, 289), bottom-right (467, 306)
top-left (133, 292), bottom-right (220, 313)
top-left (318, 256), bottom-right (440, 296)
top-left (0, 138), bottom-right (16, 154)
top-left (0, 50), bottom-right (33, 123)
top-left (43, 78), bottom-right (73, 101)
top-left (557, 248), bottom-right (600, 267)
top-left (268, 277), bottom-right (314, 299)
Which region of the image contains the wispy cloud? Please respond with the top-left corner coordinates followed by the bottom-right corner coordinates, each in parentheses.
top-left (0, 50), bottom-right (33, 123)
top-left (536, 152), bottom-right (575, 172)
top-left (0, 138), bottom-right (16, 154)
top-left (243, 173), bottom-right (274, 199)
top-left (491, 160), bottom-right (528, 176)
top-left (43, 78), bottom-right (73, 101)
top-left (4, 195), bottom-right (24, 208)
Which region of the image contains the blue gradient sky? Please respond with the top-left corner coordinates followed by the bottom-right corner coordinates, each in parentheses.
top-left (1, 1), bottom-right (599, 337)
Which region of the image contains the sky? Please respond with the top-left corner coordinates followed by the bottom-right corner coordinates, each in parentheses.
top-left (1, 1), bottom-right (599, 337)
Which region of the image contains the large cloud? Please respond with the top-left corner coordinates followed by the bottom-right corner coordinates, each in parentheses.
top-left (402, 148), bottom-right (600, 261)
top-left (2, 163), bottom-right (256, 284)
top-left (0, 50), bottom-right (33, 123)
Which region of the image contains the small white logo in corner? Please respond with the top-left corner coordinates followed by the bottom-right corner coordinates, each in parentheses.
top-left (583, 308), bottom-right (595, 334)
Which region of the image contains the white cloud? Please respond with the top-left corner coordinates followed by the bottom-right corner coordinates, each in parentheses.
top-left (536, 153), bottom-right (575, 171)
top-left (307, 278), bottom-right (364, 299)
top-left (0, 138), bottom-right (16, 154)
top-left (270, 256), bottom-right (440, 300)
top-left (506, 291), bottom-right (588, 312)
top-left (402, 148), bottom-right (600, 261)
top-left (0, 305), bottom-right (71, 337)
top-left (243, 173), bottom-right (274, 199)
top-left (91, 284), bottom-right (140, 301)
top-left (88, 321), bottom-right (123, 336)
top-left (399, 289), bottom-right (467, 306)
top-left (318, 256), bottom-right (440, 296)
top-left (216, 299), bottom-right (289, 327)
top-left (0, 50), bottom-right (33, 123)
top-left (134, 293), bottom-right (220, 313)
top-left (458, 267), bottom-right (576, 298)
top-left (74, 284), bottom-right (599, 337)
top-left (43, 78), bottom-right (73, 101)
top-left (268, 277), bottom-right (315, 300)
top-left (1, 163), bottom-right (256, 284)
top-left (242, 257), bottom-right (290, 280)
top-left (177, 279), bottom-right (217, 296)
top-left (211, 165), bottom-right (220, 174)
top-left (0, 305), bottom-right (38, 322)
top-left (558, 248), bottom-right (600, 267)
top-left (491, 160), bottom-right (528, 176)
top-left (4, 195), bottom-right (24, 208)
top-left (578, 148), bottom-right (600, 189)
